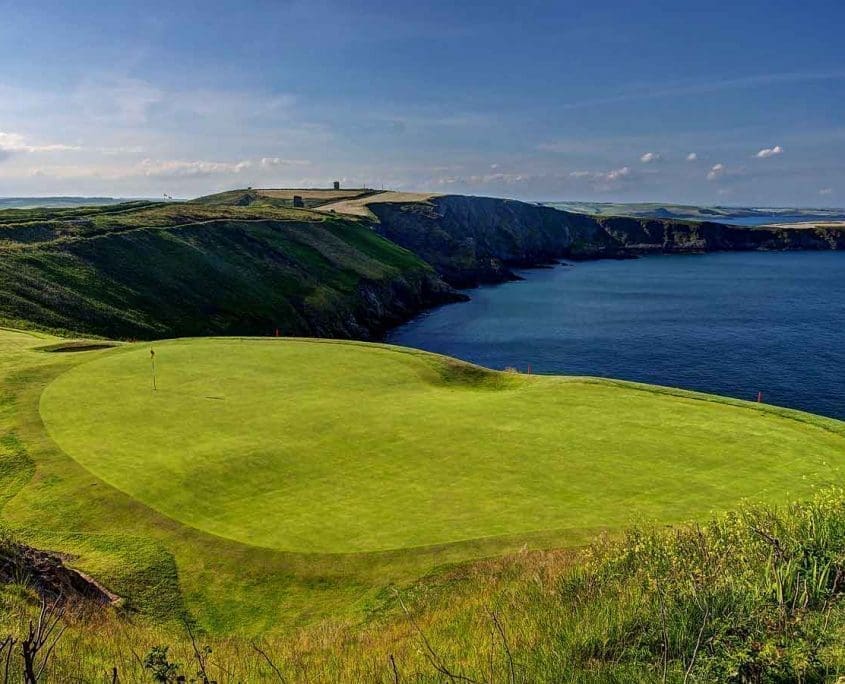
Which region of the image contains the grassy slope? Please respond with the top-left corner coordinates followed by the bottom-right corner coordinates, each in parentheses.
top-left (0, 329), bottom-right (611, 636)
top-left (2, 328), bottom-right (845, 639)
top-left (192, 188), bottom-right (378, 210)
top-left (546, 201), bottom-right (845, 222)
top-left (40, 337), bottom-right (845, 555)
top-left (0, 202), bottom-right (446, 339)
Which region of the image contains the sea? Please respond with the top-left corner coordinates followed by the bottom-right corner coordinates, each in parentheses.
top-left (388, 251), bottom-right (845, 420)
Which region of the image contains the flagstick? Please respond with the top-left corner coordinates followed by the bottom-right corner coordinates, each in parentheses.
top-left (151, 348), bottom-right (157, 391)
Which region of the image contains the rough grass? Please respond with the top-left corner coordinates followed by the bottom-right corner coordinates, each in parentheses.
top-left (0, 201), bottom-right (324, 246)
top-left (192, 188), bottom-right (379, 210)
top-left (3, 492), bottom-right (845, 681)
top-left (0, 202), bottom-right (440, 340)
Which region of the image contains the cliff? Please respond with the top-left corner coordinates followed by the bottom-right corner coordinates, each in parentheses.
top-left (368, 195), bottom-right (845, 287)
top-left (593, 216), bottom-right (845, 253)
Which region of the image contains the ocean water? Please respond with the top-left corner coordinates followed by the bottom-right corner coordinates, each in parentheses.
top-left (388, 252), bottom-right (845, 420)
top-left (720, 214), bottom-right (840, 226)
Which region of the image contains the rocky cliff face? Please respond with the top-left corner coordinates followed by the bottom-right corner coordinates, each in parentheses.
top-left (369, 195), bottom-right (845, 288)
top-left (593, 217), bottom-right (845, 253)
top-left (370, 196), bottom-right (580, 286)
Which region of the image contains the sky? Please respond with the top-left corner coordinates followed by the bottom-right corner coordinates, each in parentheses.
top-left (0, 0), bottom-right (843, 206)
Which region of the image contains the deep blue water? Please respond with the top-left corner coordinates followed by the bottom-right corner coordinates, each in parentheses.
top-left (721, 214), bottom-right (842, 226)
top-left (388, 252), bottom-right (845, 420)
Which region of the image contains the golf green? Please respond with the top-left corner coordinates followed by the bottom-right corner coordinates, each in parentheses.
top-left (39, 338), bottom-right (845, 553)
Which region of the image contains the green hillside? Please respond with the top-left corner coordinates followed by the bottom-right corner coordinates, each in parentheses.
top-left (545, 200), bottom-right (845, 222)
top-left (2, 327), bottom-right (845, 680)
top-left (192, 187), bottom-right (379, 209)
top-left (0, 201), bottom-right (456, 339)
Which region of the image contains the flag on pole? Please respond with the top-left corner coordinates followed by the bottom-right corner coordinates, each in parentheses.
top-left (150, 348), bottom-right (157, 391)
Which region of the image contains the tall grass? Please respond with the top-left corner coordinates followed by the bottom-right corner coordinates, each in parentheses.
top-left (3, 490), bottom-right (845, 681)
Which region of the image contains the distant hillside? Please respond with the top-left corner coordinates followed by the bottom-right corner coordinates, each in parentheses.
top-left (0, 196), bottom-right (131, 210)
top-left (0, 201), bottom-right (458, 339)
top-left (192, 187), bottom-right (379, 210)
top-left (545, 200), bottom-right (845, 224)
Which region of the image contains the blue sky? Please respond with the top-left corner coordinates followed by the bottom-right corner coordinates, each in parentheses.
top-left (0, 0), bottom-right (843, 205)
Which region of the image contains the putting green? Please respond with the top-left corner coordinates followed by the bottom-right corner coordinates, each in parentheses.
top-left (39, 338), bottom-right (845, 553)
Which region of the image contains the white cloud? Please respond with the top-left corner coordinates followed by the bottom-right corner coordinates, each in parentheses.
top-left (435, 172), bottom-right (529, 186)
top-left (706, 163), bottom-right (725, 181)
top-left (819, 188), bottom-right (833, 195)
top-left (568, 166), bottom-right (631, 182)
top-left (686, 152), bottom-right (698, 161)
top-left (605, 166), bottom-right (631, 181)
top-left (0, 130), bottom-right (80, 155)
top-left (139, 159), bottom-right (248, 178)
top-left (0, 132), bottom-right (26, 150)
top-left (138, 156), bottom-right (311, 179)
top-left (259, 157), bottom-right (310, 169)
top-left (95, 145), bottom-right (146, 155)
top-left (430, 165), bottom-right (635, 195)
top-left (755, 145), bottom-right (783, 158)
top-left (640, 152), bottom-right (661, 163)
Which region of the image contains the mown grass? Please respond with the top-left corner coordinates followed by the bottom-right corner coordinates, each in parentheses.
top-left (39, 337), bottom-right (845, 554)
top-left (0, 329), bottom-right (631, 637)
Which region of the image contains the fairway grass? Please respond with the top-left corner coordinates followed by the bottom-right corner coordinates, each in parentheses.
top-left (39, 337), bottom-right (845, 554)
top-left (2, 327), bottom-right (845, 635)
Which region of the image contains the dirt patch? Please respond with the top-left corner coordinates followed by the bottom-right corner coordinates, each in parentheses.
top-left (0, 541), bottom-right (120, 606)
top-left (36, 341), bottom-right (118, 353)
top-left (316, 191), bottom-right (441, 218)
